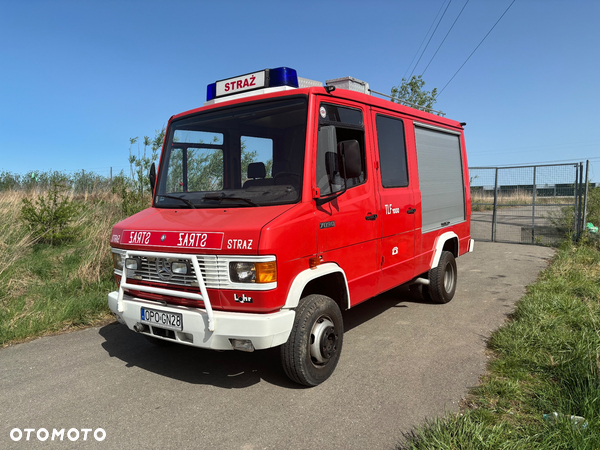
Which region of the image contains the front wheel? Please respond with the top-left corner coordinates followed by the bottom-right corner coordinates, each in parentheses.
top-left (281, 294), bottom-right (343, 386)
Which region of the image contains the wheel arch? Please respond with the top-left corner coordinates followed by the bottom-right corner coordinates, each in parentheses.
top-left (430, 231), bottom-right (459, 269)
top-left (283, 263), bottom-right (350, 311)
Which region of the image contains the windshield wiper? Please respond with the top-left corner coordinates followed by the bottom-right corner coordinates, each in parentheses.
top-left (158, 194), bottom-right (196, 209)
top-left (203, 193), bottom-right (259, 207)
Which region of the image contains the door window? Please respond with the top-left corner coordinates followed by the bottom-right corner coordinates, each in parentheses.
top-left (316, 103), bottom-right (366, 196)
top-left (376, 115), bottom-right (408, 188)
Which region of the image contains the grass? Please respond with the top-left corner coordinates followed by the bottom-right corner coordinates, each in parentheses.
top-left (471, 191), bottom-right (576, 212)
top-left (0, 190), bottom-right (126, 346)
top-left (396, 240), bottom-right (600, 450)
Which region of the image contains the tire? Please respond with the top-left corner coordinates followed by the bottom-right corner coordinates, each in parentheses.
top-left (428, 251), bottom-right (457, 304)
top-left (281, 294), bottom-right (344, 386)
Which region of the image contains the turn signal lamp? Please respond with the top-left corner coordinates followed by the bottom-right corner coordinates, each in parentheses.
top-left (309, 256), bottom-right (322, 269)
top-left (255, 261), bottom-right (277, 283)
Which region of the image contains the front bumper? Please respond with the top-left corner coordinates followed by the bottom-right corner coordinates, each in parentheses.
top-left (108, 291), bottom-right (295, 350)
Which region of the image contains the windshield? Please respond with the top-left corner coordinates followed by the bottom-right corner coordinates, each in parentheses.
top-left (155, 97), bottom-right (308, 208)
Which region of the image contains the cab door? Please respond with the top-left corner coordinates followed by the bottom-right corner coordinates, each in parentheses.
top-left (371, 110), bottom-right (417, 293)
top-left (314, 100), bottom-right (381, 306)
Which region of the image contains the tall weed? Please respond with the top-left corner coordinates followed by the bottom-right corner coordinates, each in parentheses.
top-left (0, 192), bottom-right (36, 279)
top-left (74, 193), bottom-right (123, 284)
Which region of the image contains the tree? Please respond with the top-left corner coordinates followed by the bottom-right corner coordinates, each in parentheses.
top-left (20, 176), bottom-right (80, 245)
top-left (390, 75), bottom-right (443, 115)
top-left (115, 129), bottom-right (164, 216)
top-left (128, 129), bottom-right (164, 196)
top-left (128, 137), bottom-right (138, 179)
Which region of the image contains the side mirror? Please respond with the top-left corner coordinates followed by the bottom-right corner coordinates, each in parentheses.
top-left (149, 163), bottom-right (156, 193)
top-left (338, 140), bottom-right (361, 179)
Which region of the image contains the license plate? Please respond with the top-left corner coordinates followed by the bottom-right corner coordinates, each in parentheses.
top-left (141, 307), bottom-right (183, 331)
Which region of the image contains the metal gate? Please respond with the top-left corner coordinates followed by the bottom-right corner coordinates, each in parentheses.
top-left (469, 162), bottom-right (589, 245)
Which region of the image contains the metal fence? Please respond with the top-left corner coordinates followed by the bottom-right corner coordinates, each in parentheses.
top-left (469, 162), bottom-right (590, 245)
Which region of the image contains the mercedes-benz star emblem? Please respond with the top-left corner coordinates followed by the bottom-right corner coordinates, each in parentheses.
top-left (156, 258), bottom-right (172, 281)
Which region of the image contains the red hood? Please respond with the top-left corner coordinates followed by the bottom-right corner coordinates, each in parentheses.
top-left (110, 205), bottom-right (294, 255)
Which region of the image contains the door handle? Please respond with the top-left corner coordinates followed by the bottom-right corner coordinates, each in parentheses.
top-left (365, 213), bottom-right (378, 221)
top-left (407, 208), bottom-right (416, 214)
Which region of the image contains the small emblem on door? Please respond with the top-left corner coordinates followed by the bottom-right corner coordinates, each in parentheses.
top-left (319, 221), bottom-right (335, 229)
top-left (392, 247), bottom-right (399, 256)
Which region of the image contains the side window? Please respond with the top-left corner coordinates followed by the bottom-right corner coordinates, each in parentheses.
top-left (316, 103), bottom-right (366, 196)
top-left (376, 115), bottom-right (408, 188)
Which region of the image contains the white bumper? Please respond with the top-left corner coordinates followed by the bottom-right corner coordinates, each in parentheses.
top-left (108, 291), bottom-right (295, 350)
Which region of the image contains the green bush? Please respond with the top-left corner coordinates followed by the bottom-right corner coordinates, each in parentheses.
top-left (586, 186), bottom-right (600, 227)
top-left (20, 178), bottom-right (81, 245)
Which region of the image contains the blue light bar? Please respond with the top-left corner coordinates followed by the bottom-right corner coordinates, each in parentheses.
top-left (206, 83), bottom-right (217, 102)
top-left (206, 67), bottom-right (299, 102)
top-left (269, 67), bottom-right (299, 89)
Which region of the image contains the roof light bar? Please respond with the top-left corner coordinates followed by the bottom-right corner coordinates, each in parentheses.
top-left (206, 67), bottom-right (299, 102)
top-left (269, 67), bottom-right (298, 89)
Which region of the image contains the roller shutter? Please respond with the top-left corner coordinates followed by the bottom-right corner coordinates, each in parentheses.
top-left (414, 124), bottom-right (465, 233)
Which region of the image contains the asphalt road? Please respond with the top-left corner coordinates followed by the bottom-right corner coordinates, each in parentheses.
top-left (472, 205), bottom-right (567, 244)
top-left (1, 242), bottom-right (555, 450)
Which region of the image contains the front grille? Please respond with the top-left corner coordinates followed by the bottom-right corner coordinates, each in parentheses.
top-left (114, 250), bottom-right (277, 292)
top-left (126, 255), bottom-right (228, 289)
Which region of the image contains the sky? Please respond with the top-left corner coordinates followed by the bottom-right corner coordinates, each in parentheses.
top-left (1, 0), bottom-right (599, 181)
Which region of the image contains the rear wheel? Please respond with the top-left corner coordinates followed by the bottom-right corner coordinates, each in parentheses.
top-left (281, 294), bottom-right (343, 386)
top-left (428, 251), bottom-right (457, 304)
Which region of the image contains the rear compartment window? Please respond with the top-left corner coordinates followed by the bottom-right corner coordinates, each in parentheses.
top-left (376, 115), bottom-right (408, 188)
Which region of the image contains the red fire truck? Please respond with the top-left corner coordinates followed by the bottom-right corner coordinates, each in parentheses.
top-left (109, 67), bottom-right (473, 386)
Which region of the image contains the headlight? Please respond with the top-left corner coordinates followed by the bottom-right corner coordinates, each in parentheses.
top-left (125, 257), bottom-right (142, 270)
top-left (171, 261), bottom-right (190, 275)
top-left (112, 250), bottom-right (125, 271)
top-left (229, 261), bottom-right (277, 283)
